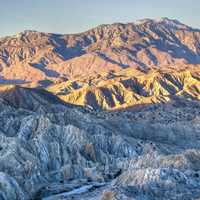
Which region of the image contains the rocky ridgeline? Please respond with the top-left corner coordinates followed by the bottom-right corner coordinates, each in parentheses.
top-left (0, 18), bottom-right (200, 84)
top-left (47, 68), bottom-right (200, 110)
top-left (0, 86), bottom-right (200, 199)
top-left (0, 18), bottom-right (200, 110)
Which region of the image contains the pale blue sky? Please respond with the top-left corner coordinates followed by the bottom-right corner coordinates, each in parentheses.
top-left (0, 0), bottom-right (199, 37)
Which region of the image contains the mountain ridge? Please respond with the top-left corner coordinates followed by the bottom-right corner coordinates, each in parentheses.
top-left (0, 18), bottom-right (200, 200)
top-left (0, 18), bottom-right (200, 109)
top-left (0, 17), bottom-right (198, 39)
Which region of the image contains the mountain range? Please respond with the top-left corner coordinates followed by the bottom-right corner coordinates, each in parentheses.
top-left (0, 18), bottom-right (200, 200)
top-left (1, 17), bottom-right (200, 82)
top-left (0, 18), bottom-right (200, 110)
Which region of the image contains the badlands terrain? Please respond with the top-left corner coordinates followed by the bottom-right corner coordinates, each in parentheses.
top-left (0, 18), bottom-right (200, 199)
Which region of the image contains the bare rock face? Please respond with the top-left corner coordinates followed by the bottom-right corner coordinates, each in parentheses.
top-left (0, 87), bottom-right (199, 199)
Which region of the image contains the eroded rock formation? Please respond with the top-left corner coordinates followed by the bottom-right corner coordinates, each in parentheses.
top-left (0, 87), bottom-right (199, 199)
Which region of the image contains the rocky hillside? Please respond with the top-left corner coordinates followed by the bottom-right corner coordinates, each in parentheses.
top-left (0, 18), bottom-right (200, 109)
top-left (0, 86), bottom-right (200, 200)
top-left (0, 18), bottom-right (200, 199)
top-left (47, 67), bottom-right (200, 110)
top-left (0, 18), bottom-right (200, 84)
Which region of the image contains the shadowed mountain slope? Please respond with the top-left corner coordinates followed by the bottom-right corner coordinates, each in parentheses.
top-left (0, 85), bottom-right (75, 111)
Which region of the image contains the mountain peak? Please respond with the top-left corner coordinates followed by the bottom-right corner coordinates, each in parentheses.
top-left (135, 17), bottom-right (192, 30)
top-left (13, 30), bottom-right (46, 38)
top-left (158, 17), bottom-right (192, 30)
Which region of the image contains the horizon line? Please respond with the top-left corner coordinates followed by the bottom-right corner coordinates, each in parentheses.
top-left (0, 17), bottom-right (199, 39)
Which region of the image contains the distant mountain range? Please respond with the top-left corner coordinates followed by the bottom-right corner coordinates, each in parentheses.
top-left (0, 18), bottom-right (199, 109)
top-left (0, 18), bottom-right (200, 200)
